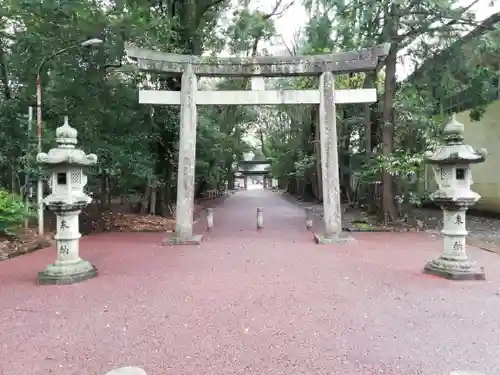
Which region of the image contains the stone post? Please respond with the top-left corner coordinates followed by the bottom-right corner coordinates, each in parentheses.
top-left (256, 207), bottom-right (263, 229)
top-left (244, 176), bottom-right (248, 190)
top-left (206, 208), bottom-right (214, 230)
top-left (305, 207), bottom-right (313, 230)
top-left (224, 180), bottom-right (228, 194)
top-left (263, 176), bottom-right (267, 189)
top-left (315, 72), bottom-right (350, 244)
top-left (165, 64), bottom-right (202, 245)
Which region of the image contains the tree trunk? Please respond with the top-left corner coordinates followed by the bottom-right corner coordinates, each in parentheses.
top-left (107, 176), bottom-right (112, 207)
top-left (99, 172), bottom-right (109, 211)
top-left (140, 176), bottom-right (151, 214)
top-left (381, 42), bottom-right (399, 224)
top-left (10, 159), bottom-right (19, 193)
top-left (149, 180), bottom-right (157, 215)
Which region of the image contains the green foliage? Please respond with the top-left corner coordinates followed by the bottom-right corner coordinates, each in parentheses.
top-left (359, 149), bottom-right (425, 206)
top-left (0, 189), bottom-right (31, 236)
top-left (0, 0), bottom-right (496, 224)
top-left (293, 153), bottom-right (316, 178)
top-left (361, 150), bottom-right (423, 180)
top-left (0, 0), bottom-right (243, 214)
top-left (226, 8), bottom-right (276, 54)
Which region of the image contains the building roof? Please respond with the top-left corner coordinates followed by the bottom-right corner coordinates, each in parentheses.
top-left (237, 160), bottom-right (272, 175)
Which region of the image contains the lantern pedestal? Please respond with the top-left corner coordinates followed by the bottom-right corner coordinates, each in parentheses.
top-left (162, 234), bottom-right (204, 246)
top-left (424, 203), bottom-right (485, 280)
top-left (424, 258), bottom-right (485, 281)
top-left (38, 202), bottom-right (97, 285)
top-left (313, 233), bottom-right (354, 244)
top-left (38, 262), bottom-right (97, 285)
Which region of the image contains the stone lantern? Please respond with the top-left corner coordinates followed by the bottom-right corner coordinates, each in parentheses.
top-left (423, 113), bottom-right (487, 280)
top-left (36, 116), bottom-right (98, 285)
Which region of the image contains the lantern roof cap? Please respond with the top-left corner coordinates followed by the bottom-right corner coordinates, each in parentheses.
top-left (443, 113), bottom-right (464, 139)
top-left (424, 113), bottom-right (486, 165)
top-left (36, 116), bottom-right (97, 166)
top-left (56, 116), bottom-right (78, 146)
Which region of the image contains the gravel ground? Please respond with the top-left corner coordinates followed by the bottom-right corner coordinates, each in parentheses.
top-left (1, 190), bottom-right (499, 375)
top-left (284, 192), bottom-right (500, 249)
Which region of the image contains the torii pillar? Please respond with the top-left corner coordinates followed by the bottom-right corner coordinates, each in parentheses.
top-left (313, 71), bottom-right (352, 244)
top-left (163, 64), bottom-right (202, 245)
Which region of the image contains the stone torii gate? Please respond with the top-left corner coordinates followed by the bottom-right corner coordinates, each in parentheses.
top-left (236, 160), bottom-right (272, 189)
top-left (126, 43), bottom-right (389, 245)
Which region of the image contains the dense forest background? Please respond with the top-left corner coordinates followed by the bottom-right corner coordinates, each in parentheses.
top-left (0, 0), bottom-right (499, 239)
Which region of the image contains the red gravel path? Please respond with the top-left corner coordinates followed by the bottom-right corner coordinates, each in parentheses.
top-left (1, 189), bottom-right (500, 375)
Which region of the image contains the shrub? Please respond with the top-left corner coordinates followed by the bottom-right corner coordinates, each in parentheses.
top-left (0, 189), bottom-right (32, 236)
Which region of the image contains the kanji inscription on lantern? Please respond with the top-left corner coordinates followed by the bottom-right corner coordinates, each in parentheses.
top-left (454, 214), bottom-right (463, 225)
top-left (452, 241), bottom-right (463, 253)
top-left (60, 245), bottom-right (69, 255)
top-left (60, 220), bottom-right (69, 229)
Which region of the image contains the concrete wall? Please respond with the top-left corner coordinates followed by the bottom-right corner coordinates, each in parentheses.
top-left (426, 99), bottom-right (500, 212)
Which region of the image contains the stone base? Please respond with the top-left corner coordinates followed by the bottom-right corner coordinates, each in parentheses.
top-left (38, 261), bottom-right (97, 285)
top-left (162, 234), bottom-right (204, 246)
top-left (423, 259), bottom-right (485, 281)
top-left (313, 232), bottom-right (354, 244)
top-left (105, 367), bottom-right (148, 375)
